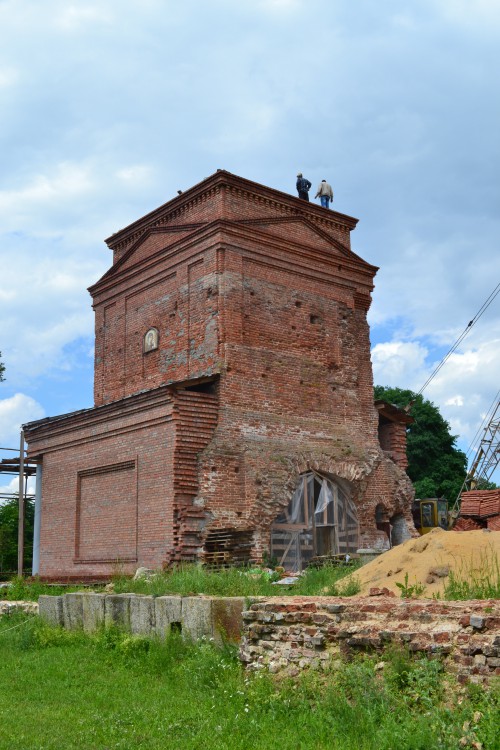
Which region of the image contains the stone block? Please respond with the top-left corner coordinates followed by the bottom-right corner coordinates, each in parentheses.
top-left (130, 595), bottom-right (156, 635)
top-left (62, 593), bottom-right (85, 630)
top-left (105, 594), bottom-right (132, 629)
top-left (181, 596), bottom-right (214, 641)
top-left (38, 595), bottom-right (64, 627)
top-left (470, 615), bottom-right (485, 630)
top-left (154, 596), bottom-right (182, 638)
top-left (486, 657), bottom-right (500, 668)
top-left (212, 597), bottom-right (246, 644)
top-left (82, 593), bottom-right (106, 633)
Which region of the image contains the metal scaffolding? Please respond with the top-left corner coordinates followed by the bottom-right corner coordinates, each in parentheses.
top-left (0, 432), bottom-right (37, 575)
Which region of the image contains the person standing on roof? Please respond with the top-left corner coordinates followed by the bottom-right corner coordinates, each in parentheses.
top-left (296, 173), bottom-right (312, 201)
top-left (315, 179), bottom-right (334, 209)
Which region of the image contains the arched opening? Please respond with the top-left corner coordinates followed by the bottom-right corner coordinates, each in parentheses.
top-left (270, 472), bottom-right (358, 571)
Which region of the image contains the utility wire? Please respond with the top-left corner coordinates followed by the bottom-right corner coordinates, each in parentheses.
top-left (417, 282), bottom-right (500, 396)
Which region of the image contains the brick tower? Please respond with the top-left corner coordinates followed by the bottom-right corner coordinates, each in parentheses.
top-left (24, 171), bottom-right (414, 579)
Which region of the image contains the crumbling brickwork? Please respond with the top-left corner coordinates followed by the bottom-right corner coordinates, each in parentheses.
top-left (240, 596), bottom-right (500, 685)
top-left (24, 171), bottom-right (415, 579)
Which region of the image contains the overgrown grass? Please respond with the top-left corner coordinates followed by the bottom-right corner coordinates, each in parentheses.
top-left (0, 613), bottom-right (499, 749)
top-left (111, 562), bottom-right (361, 598)
top-left (1, 576), bottom-right (94, 601)
top-left (443, 551), bottom-right (500, 600)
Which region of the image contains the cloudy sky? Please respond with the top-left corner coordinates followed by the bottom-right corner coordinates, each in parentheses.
top-left (1, 0), bottom-right (499, 496)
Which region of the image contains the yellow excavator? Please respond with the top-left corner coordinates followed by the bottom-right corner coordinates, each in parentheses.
top-left (412, 498), bottom-right (450, 534)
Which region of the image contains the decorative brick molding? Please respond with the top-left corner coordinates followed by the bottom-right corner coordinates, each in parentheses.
top-left (75, 460), bottom-right (138, 564)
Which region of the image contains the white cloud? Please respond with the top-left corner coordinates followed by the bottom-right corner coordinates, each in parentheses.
top-left (445, 395), bottom-right (464, 407)
top-left (424, 338), bottom-right (500, 445)
top-left (116, 164), bottom-right (154, 186)
top-left (435, 0), bottom-right (500, 28)
top-left (0, 162), bottom-right (95, 222)
top-left (0, 0), bottom-right (497, 486)
top-left (0, 475), bottom-right (36, 498)
top-left (0, 394), bottom-right (45, 448)
top-left (371, 341), bottom-right (429, 390)
top-left (54, 5), bottom-right (113, 31)
top-left (372, 334), bottom-right (500, 470)
top-left (0, 66), bottom-right (19, 88)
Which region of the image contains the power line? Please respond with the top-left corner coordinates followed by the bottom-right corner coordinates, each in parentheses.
top-left (417, 281), bottom-right (500, 396)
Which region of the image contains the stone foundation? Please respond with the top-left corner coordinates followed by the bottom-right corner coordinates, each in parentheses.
top-left (240, 596), bottom-right (500, 685)
top-left (0, 600), bottom-right (39, 616)
top-left (38, 593), bottom-right (246, 644)
top-left (23, 593), bottom-right (500, 684)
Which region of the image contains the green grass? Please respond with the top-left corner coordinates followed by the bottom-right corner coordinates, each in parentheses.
top-left (0, 613), bottom-right (499, 750)
top-left (1, 576), bottom-right (95, 601)
top-left (111, 562), bottom-right (361, 598)
top-left (443, 551), bottom-right (500, 600)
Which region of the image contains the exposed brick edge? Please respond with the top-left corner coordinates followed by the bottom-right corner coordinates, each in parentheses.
top-left (169, 389), bottom-right (219, 563)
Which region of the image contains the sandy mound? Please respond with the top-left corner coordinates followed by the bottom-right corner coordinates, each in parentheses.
top-left (348, 528), bottom-right (500, 598)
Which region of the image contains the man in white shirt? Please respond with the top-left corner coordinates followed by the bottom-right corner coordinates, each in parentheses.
top-left (315, 179), bottom-right (334, 209)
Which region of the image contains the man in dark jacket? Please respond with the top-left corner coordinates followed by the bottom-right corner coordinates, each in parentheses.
top-left (296, 173), bottom-right (312, 201)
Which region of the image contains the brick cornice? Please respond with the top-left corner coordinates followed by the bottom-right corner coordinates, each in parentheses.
top-left (104, 171), bottom-right (359, 254)
top-left (23, 383), bottom-right (175, 445)
top-left (91, 216), bottom-right (376, 300)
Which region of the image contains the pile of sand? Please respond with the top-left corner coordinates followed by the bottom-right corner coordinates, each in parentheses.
top-left (348, 528), bottom-right (500, 598)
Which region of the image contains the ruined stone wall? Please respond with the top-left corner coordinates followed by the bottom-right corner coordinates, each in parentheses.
top-left (35, 592), bottom-right (500, 685)
top-left (240, 596), bottom-right (500, 685)
top-left (378, 421), bottom-right (409, 470)
top-left (358, 458), bottom-right (416, 550)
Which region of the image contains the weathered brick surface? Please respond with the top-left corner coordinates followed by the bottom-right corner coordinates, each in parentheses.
top-left (240, 597), bottom-right (500, 683)
top-left (24, 171), bottom-right (415, 578)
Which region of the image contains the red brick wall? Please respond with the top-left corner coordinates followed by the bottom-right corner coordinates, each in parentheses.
top-left (192, 228), bottom-right (412, 554)
top-left (25, 387), bottom-right (220, 579)
top-left (26, 390), bottom-right (176, 578)
top-left (92, 239), bottom-right (222, 405)
top-left (378, 420), bottom-right (409, 470)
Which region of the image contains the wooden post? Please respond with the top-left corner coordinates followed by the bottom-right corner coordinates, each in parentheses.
top-left (17, 430), bottom-right (25, 577)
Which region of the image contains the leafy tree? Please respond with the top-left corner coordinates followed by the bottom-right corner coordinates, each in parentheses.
top-left (0, 351), bottom-right (5, 382)
top-left (374, 385), bottom-right (467, 502)
top-left (0, 496), bottom-right (34, 574)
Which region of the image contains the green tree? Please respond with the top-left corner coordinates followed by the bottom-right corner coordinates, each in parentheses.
top-left (374, 385), bottom-right (467, 502)
top-left (0, 496), bottom-right (34, 573)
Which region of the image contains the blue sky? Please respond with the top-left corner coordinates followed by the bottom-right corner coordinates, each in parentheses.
top-left (1, 0), bottom-right (499, 494)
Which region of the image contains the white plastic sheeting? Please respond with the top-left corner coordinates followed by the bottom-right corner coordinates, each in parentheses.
top-left (271, 472), bottom-right (358, 572)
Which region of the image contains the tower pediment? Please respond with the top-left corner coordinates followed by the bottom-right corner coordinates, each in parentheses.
top-left (92, 209), bottom-right (374, 294)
